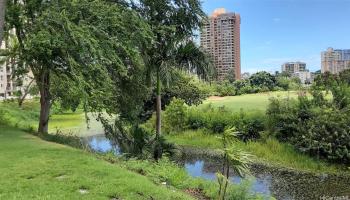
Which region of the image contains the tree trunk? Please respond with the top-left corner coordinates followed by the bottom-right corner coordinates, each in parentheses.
top-left (0, 0), bottom-right (6, 44)
top-left (38, 71), bottom-right (51, 134)
top-left (154, 69), bottom-right (162, 160)
top-left (18, 78), bottom-right (34, 108)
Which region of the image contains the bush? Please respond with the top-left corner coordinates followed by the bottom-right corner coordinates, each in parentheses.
top-left (267, 92), bottom-right (350, 164)
top-left (0, 108), bottom-right (11, 126)
top-left (187, 105), bottom-right (265, 139)
top-left (164, 98), bottom-right (188, 132)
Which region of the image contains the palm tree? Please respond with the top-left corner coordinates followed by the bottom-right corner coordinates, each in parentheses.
top-left (132, 0), bottom-right (213, 159)
top-left (217, 127), bottom-right (252, 200)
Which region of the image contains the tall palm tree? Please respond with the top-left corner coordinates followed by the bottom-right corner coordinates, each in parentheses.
top-left (132, 0), bottom-right (214, 159)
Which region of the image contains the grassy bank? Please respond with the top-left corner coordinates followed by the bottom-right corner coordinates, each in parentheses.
top-left (165, 130), bottom-right (349, 175)
top-left (0, 126), bottom-right (193, 200)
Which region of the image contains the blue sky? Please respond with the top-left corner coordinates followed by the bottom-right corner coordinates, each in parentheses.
top-left (201, 0), bottom-right (350, 73)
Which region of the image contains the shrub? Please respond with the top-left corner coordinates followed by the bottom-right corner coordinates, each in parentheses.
top-left (187, 106), bottom-right (266, 138)
top-left (0, 108), bottom-right (11, 126)
top-left (164, 98), bottom-right (188, 132)
top-left (267, 93), bottom-right (350, 164)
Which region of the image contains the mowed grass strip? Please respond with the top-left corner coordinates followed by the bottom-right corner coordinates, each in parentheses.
top-left (0, 126), bottom-right (193, 200)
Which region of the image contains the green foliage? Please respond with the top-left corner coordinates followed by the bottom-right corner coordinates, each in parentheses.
top-left (164, 98), bottom-right (188, 132)
top-left (216, 81), bottom-right (236, 96)
top-left (187, 105), bottom-right (265, 138)
top-left (0, 107), bottom-right (11, 125)
top-left (102, 119), bottom-right (176, 159)
top-left (216, 127), bottom-right (252, 200)
top-left (140, 72), bottom-right (207, 121)
top-left (199, 71), bottom-right (301, 97)
top-left (6, 0), bottom-right (152, 132)
top-left (249, 71), bottom-right (276, 90)
top-left (267, 83), bottom-right (350, 163)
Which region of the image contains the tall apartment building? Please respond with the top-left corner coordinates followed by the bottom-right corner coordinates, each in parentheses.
top-left (281, 62), bottom-right (306, 74)
top-left (200, 8), bottom-right (241, 81)
top-left (321, 48), bottom-right (350, 74)
top-left (0, 40), bottom-right (34, 99)
top-left (0, 40), bottom-right (14, 98)
top-left (281, 62), bottom-right (312, 84)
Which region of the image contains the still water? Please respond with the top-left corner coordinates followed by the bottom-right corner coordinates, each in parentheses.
top-left (81, 134), bottom-right (350, 200)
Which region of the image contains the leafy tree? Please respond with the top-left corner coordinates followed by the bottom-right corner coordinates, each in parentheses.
top-left (131, 0), bottom-right (213, 159)
top-left (249, 71), bottom-right (276, 90)
top-left (0, 0), bottom-right (5, 43)
top-left (140, 71), bottom-right (207, 122)
top-left (6, 0), bottom-right (151, 133)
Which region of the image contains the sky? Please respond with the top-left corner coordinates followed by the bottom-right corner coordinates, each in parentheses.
top-left (201, 0), bottom-right (350, 73)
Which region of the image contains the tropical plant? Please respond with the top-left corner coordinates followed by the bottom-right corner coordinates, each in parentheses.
top-left (216, 127), bottom-right (252, 200)
top-left (102, 119), bottom-right (176, 159)
top-left (131, 0), bottom-right (213, 159)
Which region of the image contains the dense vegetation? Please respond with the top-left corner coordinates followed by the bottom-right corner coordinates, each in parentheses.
top-left (267, 71), bottom-right (350, 164)
top-left (202, 71), bottom-right (302, 97)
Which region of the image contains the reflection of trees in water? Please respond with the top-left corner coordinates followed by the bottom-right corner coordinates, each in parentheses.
top-left (178, 151), bottom-right (350, 200)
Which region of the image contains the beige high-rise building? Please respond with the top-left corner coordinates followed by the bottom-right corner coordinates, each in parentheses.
top-left (321, 48), bottom-right (350, 74)
top-left (200, 8), bottom-right (241, 81)
top-left (281, 62), bottom-right (307, 74)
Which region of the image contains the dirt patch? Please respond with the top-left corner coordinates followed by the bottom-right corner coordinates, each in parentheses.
top-left (184, 188), bottom-right (210, 200)
top-left (207, 96), bottom-right (225, 101)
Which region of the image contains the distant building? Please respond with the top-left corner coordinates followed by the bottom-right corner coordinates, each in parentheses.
top-left (241, 72), bottom-right (250, 80)
top-left (281, 62), bottom-right (307, 74)
top-left (293, 71), bottom-right (312, 84)
top-left (321, 48), bottom-right (350, 74)
top-left (200, 8), bottom-right (241, 81)
top-left (281, 61), bottom-right (312, 84)
top-left (0, 40), bottom-right (34, 99)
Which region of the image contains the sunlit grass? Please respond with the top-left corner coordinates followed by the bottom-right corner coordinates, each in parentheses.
top-left (0, 100), bottom-right (103, 136)
top-left (197, 91), bottom-right (299, 112)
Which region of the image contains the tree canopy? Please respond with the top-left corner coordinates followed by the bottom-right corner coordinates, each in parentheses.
top-left (6, 0), bottom-right (152, 133)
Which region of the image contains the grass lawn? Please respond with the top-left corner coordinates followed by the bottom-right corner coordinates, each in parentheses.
top-left (0, 100), bottom-right (103, 136)
top-left (0, 126), bottom-right (193, 200)
top-left (165, 130), bottom-right (349, 175)
top-left (197, 91), bottom-right (298, 112)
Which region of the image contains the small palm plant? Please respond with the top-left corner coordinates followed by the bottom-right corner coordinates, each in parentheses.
top-left (216, 127), bottom-right (253, 200)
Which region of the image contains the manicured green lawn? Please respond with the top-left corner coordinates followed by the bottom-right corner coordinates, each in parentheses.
top-left (0, 126), bottom-right (193, 200)
top-left (197, 91), bottom-right (298, 112)
top-left (166, 130), bottom-right (349, 175)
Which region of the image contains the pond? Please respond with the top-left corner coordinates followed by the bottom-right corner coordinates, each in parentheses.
top-left (81, 134), bottom-right (350, 200)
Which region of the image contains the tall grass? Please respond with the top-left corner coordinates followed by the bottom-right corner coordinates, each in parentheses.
top-left (166, 130), bottom-right (346, 174)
